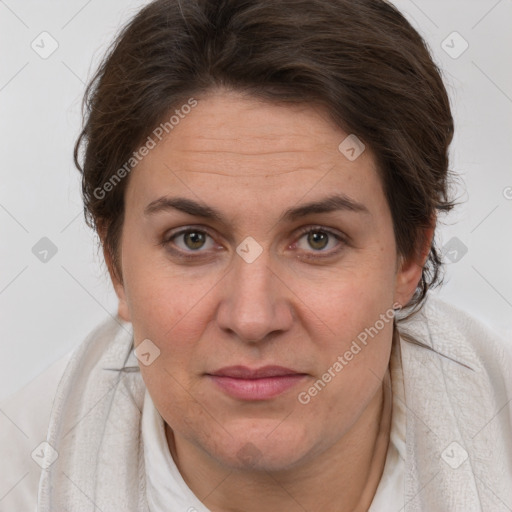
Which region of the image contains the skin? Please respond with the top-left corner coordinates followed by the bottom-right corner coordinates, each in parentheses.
top-left (103, 90), bottom-right (432, 511)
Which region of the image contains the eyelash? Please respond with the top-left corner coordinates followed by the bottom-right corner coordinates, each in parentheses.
top-left (160, 225), bottom-right (347, 261)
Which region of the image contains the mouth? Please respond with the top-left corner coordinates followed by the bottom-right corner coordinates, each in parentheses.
top-left (206, 365), bottom-right (308, 401)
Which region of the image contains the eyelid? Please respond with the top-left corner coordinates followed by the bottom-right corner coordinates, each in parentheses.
top-left (162, 225), bottom-right (216, 244)
top-left (293, 224), bottom-right (347, 242)
top-left (160, 225), bottom-right (221, 260)
top-left (291, 225), bottom-right (348, 259)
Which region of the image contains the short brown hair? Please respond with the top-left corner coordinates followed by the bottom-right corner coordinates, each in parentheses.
top-left (75, 0), bottom-right (455, 316)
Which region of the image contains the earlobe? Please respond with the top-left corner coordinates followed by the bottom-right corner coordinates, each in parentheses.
top-left (394, 224), bottom-right (435, 307)
top-left (117, 300), bottom-right (131, 323)
top-left (99, 227), bottom-right (131, 323)
top-left (108, 261), bottom-right (131, 323)
top-left (113, 279), bottom-right (131, 322)
top-left (394, 256), bottom-right (423, 307)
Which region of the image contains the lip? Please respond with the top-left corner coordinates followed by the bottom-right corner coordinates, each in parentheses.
top-left (206, 365), bottom-right (308, 400)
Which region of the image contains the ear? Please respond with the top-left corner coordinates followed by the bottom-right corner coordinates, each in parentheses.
top-left (394, 222), bottom-right (435, 308)
top-left (98, 224), bottom-right (131, 323)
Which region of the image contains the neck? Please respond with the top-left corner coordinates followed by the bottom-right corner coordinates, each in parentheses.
top-left (165, 369), bottom-right (392, 512)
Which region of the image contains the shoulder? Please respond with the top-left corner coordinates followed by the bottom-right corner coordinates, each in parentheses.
top-left (400, 293), bottom-right (512, 364)
top-left (396, 294), bottom-right (512, 506)
top-left (0, 352), bottom-right (71, 511)
top-left (0, 314), bottom-right (129, 511)
top-left (398, 292), bottom-right (512, 407)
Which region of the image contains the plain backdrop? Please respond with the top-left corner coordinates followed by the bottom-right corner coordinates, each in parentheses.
top-left (1, 0), bottom-right (511, 402)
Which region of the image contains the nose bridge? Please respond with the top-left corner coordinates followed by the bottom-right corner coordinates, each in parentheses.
top-left (235, 249), bottom-right (274, 302)
top-left (217, 246), bottom-right (291, 342)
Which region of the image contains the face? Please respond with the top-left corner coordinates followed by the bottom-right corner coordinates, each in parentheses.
top-left (107, 90), bottom-right (423, 472)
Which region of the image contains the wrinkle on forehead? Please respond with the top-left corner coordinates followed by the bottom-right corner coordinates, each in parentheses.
top-left (175, 149), bottom-right (330, 156)
top-left (163, 146), bottom-right (350, 180)
top-left (168, 133), bottom-right (338, 154)
top-left (132, 91), bottom-right (378, 198)
top-left (170, 164), bottom-right (338, 178)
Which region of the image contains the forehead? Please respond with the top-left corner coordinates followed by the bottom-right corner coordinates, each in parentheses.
top-left (156, 92), bottom-right (359, 168)
top-left (125, 91), bottom-right (384, 219)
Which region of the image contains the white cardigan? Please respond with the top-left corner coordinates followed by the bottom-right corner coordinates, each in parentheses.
top-left (0, 293), bottom-right (511, 511)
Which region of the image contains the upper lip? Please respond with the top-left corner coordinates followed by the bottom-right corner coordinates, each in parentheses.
top-left (207, 365), bottom-right (305, 379)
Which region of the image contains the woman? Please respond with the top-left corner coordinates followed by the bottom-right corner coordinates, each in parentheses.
top-left (1, 0), bottom-right (511, 510)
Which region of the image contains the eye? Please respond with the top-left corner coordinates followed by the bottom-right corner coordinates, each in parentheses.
top-left (293, 226), bottom-right (346, 258)
top-left (161, 225), bottom-right (347, 262)
top-left (162, 227), bottom-right (217, 257)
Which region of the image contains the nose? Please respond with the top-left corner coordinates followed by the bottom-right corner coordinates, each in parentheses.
top-left (216, 247), bottom-right (294, 344)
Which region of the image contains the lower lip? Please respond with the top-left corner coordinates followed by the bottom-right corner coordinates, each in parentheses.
top-left (207, 374), bottom-right (307, 400)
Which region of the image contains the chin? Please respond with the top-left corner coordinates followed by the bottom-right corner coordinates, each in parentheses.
top-left (208, 423), bottom-right (315, 472)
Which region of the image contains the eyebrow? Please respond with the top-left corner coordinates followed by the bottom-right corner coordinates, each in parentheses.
top-left (143, 193), bottom-right (370, 223)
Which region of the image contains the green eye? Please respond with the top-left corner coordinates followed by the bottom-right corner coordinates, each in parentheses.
top-left (182, 231), bottom-right (207, 250)
top-left (295, 228), bottom-right (343, 254)
top-left (161, 225), bottom-right (347, 262)
top-left (306, 231), bottom-right (330, 251)
top-left (163, 228), bottom-right (216, 255)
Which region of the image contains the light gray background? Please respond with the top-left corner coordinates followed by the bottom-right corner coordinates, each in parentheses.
top-left (1, 0), bottom-right (511, 402)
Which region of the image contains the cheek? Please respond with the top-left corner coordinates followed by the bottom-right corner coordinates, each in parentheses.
top-left (122, 237), bottom-right (215, 342)
top-left (298, 256), bottom-right (397, 343)
top-left (293, 262), bottom-right (396, 416)
top-left (142, 363), bottom-right (215, 443)
top-left (295, 318), bottom-right (393, 444)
